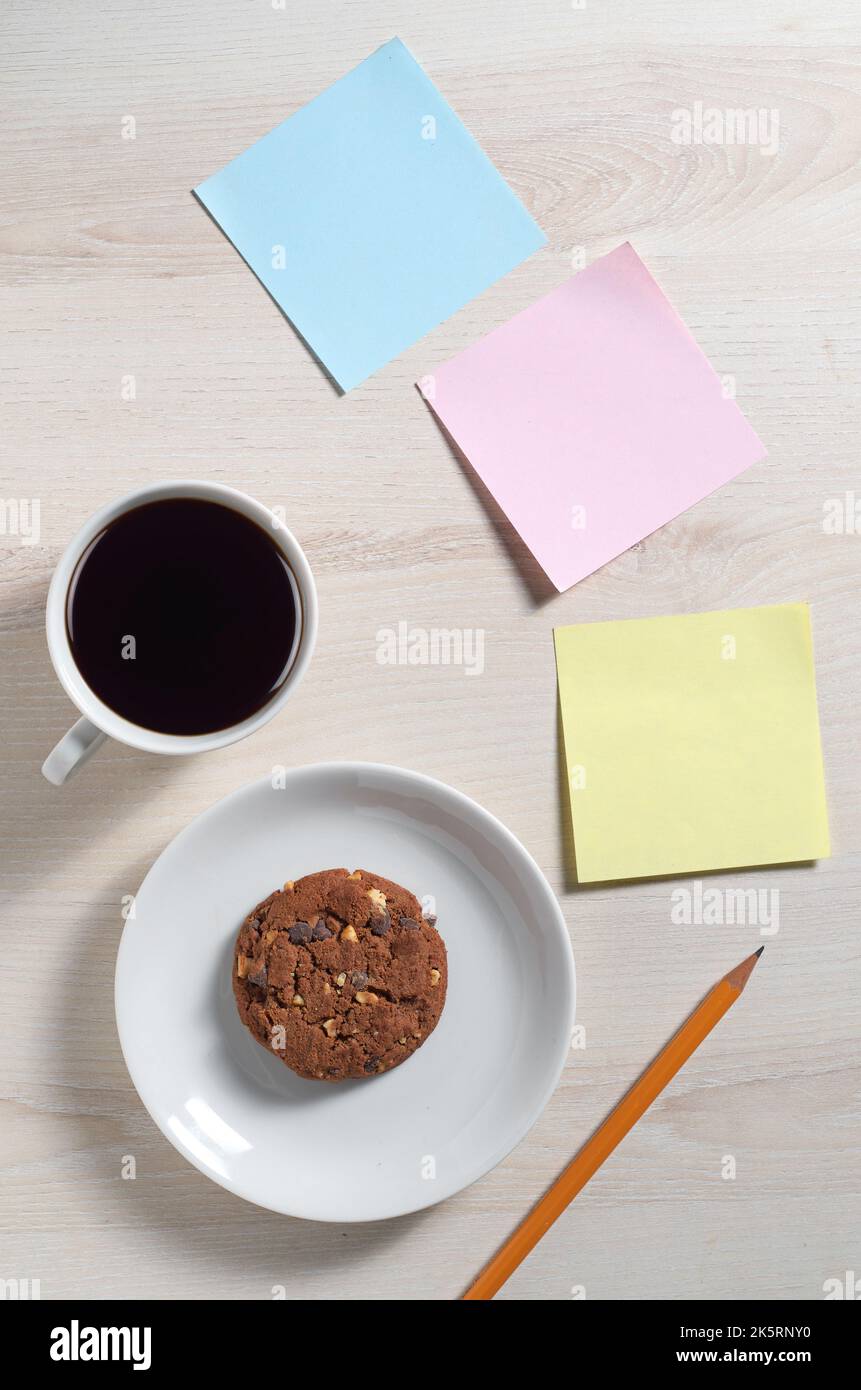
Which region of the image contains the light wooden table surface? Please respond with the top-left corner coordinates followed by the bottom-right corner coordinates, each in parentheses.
top-left (2, 0), bottom-right (859, 1302)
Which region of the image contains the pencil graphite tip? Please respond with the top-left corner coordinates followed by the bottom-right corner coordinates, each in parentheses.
top-left (754, 946), bottom-right (764, 958)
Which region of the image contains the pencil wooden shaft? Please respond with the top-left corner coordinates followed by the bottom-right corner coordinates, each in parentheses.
top-left (462, 976), bottom-right (739, 1300)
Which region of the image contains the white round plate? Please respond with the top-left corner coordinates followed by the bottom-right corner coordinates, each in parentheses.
top-left (115, 763), bottom-right (576, 1222)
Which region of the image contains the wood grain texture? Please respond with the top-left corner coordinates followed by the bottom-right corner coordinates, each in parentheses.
top-left (1, 0), bottom-right (859, 1301)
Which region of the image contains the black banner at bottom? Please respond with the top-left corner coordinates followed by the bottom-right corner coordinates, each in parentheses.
top-left (5, 1296), bottom-right (856, 1373)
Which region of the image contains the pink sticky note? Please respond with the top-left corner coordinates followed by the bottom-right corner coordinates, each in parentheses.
top-left (419, 243), bottom-right (766, 591)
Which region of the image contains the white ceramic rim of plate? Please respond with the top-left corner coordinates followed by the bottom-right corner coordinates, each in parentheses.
top-left (114, 762), bottom-right (576, 1220)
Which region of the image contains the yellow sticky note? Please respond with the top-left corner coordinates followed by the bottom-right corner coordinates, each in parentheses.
top-left (554, 603), bottom-right (830, 882)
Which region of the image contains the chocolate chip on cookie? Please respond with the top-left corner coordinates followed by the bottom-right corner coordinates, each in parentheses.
top-left (370, 909), bottom-right (391, 936)
top-left (247, 961), bottom-right (268, 989)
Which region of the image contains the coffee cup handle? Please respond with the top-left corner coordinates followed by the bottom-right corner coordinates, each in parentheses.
top-left (42, 717), bottom-right (108, 786)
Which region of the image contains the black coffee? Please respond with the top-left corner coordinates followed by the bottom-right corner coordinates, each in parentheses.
top-left (66, 498), bottom-right (299, 736)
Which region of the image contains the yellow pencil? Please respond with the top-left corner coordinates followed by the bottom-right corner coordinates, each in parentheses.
top-left (463, 948), bottom-right (764, 1300)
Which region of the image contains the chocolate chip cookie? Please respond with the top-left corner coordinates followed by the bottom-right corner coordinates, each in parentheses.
top-left (233, 868), bottom-right (447, 1081)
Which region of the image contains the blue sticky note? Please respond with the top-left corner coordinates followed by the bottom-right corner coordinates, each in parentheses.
top-left (194, 38), bottom-right (546, 391)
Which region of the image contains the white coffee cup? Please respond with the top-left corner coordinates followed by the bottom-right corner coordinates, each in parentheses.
top-left (42, 480), bottom-right (318, 785)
